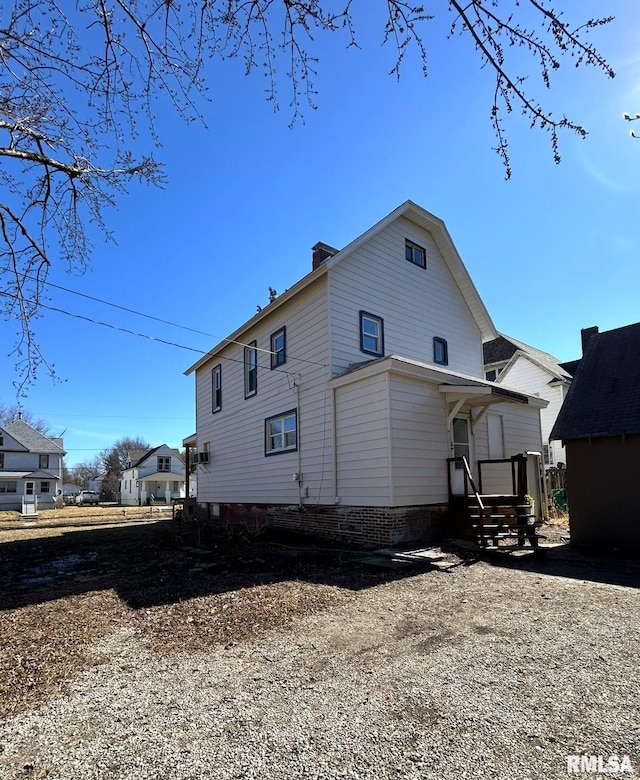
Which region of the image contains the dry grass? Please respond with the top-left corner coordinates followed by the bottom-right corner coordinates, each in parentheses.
top-left (0, 516), bottom-right (357, 717)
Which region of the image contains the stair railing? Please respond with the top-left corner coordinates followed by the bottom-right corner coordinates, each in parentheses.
top-left (460, 456), bottom-right (490, 544)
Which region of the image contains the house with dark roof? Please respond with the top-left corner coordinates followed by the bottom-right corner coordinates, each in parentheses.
top-left (119, 444), bottom-right (186, 505)
top-left (483, 334), bottom-right (575, 467)
top-left (551, 323), bottom-right (640, 550)
top-left (0, 415), bottom-right (66, 511)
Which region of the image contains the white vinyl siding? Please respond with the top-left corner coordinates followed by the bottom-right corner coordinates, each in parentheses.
top-left (498, 354), bottom-right (567, 464)
top-left (334, 373), bottom-right (391, 506)
top-left (329, 217), bottom-right (484, 378)
top-left (194, 278), bottom-right (334, 505)
top-left (388, 375), bottom-right (450, 505)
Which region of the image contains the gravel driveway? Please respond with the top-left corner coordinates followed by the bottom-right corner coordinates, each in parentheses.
top-left (1, 530), bottom-right (638, 780)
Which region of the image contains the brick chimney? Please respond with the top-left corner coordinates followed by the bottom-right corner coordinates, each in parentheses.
top-left (312, 242), bottom-right (338, 270)
top-left (581, 326), bottom-right (599, 354)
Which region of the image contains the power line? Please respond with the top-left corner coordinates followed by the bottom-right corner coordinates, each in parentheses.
top-left (0, 291), bottom-right (321, 381)
top-left (2, 266), bottom-right (329, 369)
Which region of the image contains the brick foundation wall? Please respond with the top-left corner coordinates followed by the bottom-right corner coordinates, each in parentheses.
top-left (216, 502), bottom-right (448, 548)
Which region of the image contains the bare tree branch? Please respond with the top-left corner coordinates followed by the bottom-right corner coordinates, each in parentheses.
top-left (0, 0), bottom-right (615, 393)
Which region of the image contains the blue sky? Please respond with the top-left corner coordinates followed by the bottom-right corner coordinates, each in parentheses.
top-left (2, 1), bottom-right (639, 467)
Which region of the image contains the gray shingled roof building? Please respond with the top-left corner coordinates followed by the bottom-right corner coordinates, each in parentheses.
top-left (551, 323), bottom-right (640, 550)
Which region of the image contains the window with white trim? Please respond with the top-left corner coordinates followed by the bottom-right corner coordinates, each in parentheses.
top-left (212, 364), bottom-right (222, 412)
top-left (265, 410), bottom-right (298, 455)
top-left (359, 311), bottom-right (384, 357)
top-left (158, 456), bottom-right (171, 472)
top-left (244, 341), bottom-right (258, 397)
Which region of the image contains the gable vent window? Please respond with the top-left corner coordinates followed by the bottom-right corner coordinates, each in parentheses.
top-left (405, 239), bottom-right (426, 269)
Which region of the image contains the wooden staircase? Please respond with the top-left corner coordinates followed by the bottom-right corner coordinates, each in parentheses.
top-left (469, 498), bottom-right (543, 550)
top-left (449, 456), bottom-right (544, 552)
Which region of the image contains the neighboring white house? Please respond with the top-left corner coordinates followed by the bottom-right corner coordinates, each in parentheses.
top-left (119, 445), bottom-right (187, 506)
top-left (185, 201), bottom-right (548, 546)
top-left (0, 415), bottom-right (65, 512)
top-left (483, 334), bottom-right (575, 467)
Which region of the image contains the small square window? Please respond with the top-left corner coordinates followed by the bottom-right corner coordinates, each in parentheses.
top-left (265, 410), bottom-right (298, 455)
top-left (405, 239), bottom-right (426, 269)
top-left (360, 311), bottom-right (384, 357)
top-left (212, 364), bottom-right (222, 412)
top-left (270, 327), bottom-right (286, 369)
top-left (485, 369), bottom-right (497, 382)
top-left (40, 481), bottom-right (50, 493)
top-left (433, 337), bottom-right (448, 366)
top-left (244, 341), bottom-right (258, 398)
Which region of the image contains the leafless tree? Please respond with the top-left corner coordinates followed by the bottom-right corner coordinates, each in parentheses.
top-left (1, 1), bottom-right (615, 392)
top-left (0, 402), bottom-right (49, 433)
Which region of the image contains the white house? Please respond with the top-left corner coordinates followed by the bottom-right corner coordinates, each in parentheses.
top-left (185, 201), bottom-right (548, 546)
top-left (483, 334), bottom-right (575, 467)
top-left (0, 415), bottom-right (65, 512)
top-left (119, 445), bottom-right (187, 506)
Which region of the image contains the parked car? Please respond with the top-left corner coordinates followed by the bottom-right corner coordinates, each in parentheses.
top-left (75, 490), bottom-right (100, 506)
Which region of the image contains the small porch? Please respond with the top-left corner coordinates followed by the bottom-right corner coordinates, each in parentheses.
top-left (447, 454), bottom-right (548, 551)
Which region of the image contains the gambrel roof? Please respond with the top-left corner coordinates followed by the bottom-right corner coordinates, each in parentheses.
top-left (185, 201), bottom-right (496, 375)
top-left (551, 322), bottom-right (640, 441)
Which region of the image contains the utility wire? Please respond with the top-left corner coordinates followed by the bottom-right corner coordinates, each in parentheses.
top-left (0, 290), bottom-right (313, 381)
top-left (1, 265), bottom-right (328, 369)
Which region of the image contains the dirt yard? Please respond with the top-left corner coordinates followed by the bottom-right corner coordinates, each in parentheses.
top-left (0, 512), bottom-right (638, 779)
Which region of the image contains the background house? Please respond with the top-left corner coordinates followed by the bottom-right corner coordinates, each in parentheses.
top-left (0, 415), bottom-right (65, 512)
top-left (120, 445), bottom-right (187, 506)
top-left (483, 334), bottom-right (576, 467)
top-left (551, 323), bottom-right (640, 551)
top-left (185, 201), bottom-right (548, 547)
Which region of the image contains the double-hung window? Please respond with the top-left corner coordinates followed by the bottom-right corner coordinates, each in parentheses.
top-left (359, 311), bottom-right (384, 357)
top-left (433, 337), bottom-right (448, 366)
top-left (158, 456), bottom-right (171, 472)
top-left (405, 239), bottom-right (426, 268)
top-left (39, 454), bottom-right (49, 469)
top-left (270, 327), bottom-right (286, 369)
top-left (212, 364), bottom-right (222, 412)
top-left (244, 341), bottom-right (258, 398)
top-left (265, 410), bottom-right (298, 455)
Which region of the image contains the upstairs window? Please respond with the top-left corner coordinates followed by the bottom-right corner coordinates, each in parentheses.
top-left (433, 337), bottom-right (448, 366)
top-left (212, 364), bottom-right (222, 413)
top-left (360, 311), bottom-right (384, 357)
top-left (265, 410), bottom-right (298, 455)
top-left (158, 456), bottom-right (171, 472)
top-left (244, 341), bottom-right (258, 398)
top-left (270, 327), bottom-right (287, 369)
top-left (39, 454), bottom-right (49, 469)
top-left (405, 239), bottom-right (426, 269)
